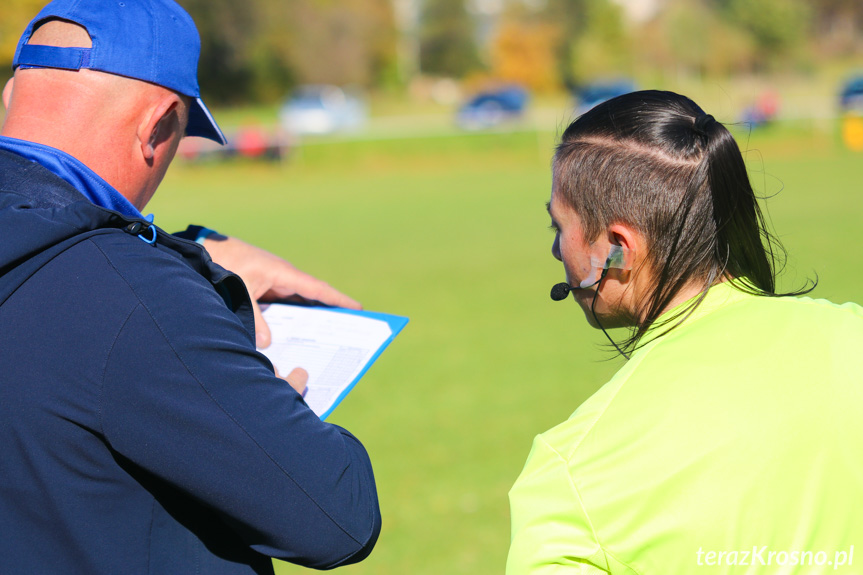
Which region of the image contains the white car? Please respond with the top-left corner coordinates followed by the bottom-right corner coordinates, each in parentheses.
top-left (279, 85), bottom-right (367, 135)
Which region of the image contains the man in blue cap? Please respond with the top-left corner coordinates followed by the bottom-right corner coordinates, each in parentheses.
top-left (0, 1), bottom-right (381, 573)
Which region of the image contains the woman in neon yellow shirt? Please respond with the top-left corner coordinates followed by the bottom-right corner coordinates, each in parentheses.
top-left (508, 90), bottom-right (863, 574)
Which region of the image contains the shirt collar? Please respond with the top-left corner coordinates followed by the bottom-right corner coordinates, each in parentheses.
top-left (0, 136), bottom-right (143, 219)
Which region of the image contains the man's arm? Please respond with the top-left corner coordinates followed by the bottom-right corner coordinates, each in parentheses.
top-left (98, 243), bottom-right (379, 568)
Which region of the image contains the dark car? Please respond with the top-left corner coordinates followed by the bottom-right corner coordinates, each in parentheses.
top-left (573, 80), bottom-right (636, 116)
top-left (840, 75), bottom-right (863, 112)
top-left (456, 86), bottom-right (529, 130)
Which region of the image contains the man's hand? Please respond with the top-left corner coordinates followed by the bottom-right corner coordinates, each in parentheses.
top-left (279, 367), bottom-right (309, 396)
top-left (203, 235), bottom-right (361, 348)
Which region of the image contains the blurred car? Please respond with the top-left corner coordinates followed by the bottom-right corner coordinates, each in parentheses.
top-left (456, 86), bottom-right (529, 130)
top-left (573, 80), bottom-right (636, 116)
top-left (278, 85), bottom-right (367, 136)
top-left (839, 75), bottom-right (863, 112)
top-left (177, 126), bottom-right (287, 163)
top-left (741, 90), bottom-right (780, 128)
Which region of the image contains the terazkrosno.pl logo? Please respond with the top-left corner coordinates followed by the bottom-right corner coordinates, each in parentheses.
top-left (696, 546), bottom-right (854, 570)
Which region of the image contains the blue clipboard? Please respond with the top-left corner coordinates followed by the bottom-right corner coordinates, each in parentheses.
top-left (315, 307), bottom-right (409, 420)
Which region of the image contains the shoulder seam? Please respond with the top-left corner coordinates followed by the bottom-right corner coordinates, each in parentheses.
top-left (98, 301), bottom-right (143, 439)
top-left (542, 437), bottom-right (645, 574)
top-left (539, 436), bottom-right (611, 572)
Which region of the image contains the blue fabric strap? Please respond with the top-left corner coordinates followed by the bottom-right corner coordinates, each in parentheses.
top-left (195, 227), bottom-right (218, 245)
top-left (16, 44), bottom-right (92, 70)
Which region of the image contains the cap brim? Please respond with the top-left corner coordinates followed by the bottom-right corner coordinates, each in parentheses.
top-left (186, 97), bottom-right (227, 145)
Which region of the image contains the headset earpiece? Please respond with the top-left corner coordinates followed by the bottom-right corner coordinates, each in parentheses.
top-left (592, 244), bottom-right (633, 272)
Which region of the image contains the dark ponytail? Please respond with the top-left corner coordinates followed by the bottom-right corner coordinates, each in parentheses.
top-left (701, 113), bottom-right (777, 294)
top-left (553, 90), bottom-right (814, 354)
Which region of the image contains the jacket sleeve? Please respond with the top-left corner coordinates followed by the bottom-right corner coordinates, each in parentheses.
top-left (507, 436), bottom-right (609, 575)
top-left (97, 245), bottom-right (380, 569)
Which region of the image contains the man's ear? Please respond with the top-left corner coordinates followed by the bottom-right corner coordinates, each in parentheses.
top-left (3, 78), bottom-right (15, 110)
top-left (137, 93), bottom-right (182, 162)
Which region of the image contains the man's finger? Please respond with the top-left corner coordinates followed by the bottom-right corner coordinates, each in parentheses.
top-left (299, 284), bottom-right (362, 310)
top-left (269, 270), bottom-right (362, 310)
top-left (251, 299), bottom-right (272, 349)
top-left (314, 285), bottom-right (362, 310)
top-left (285, 367), bottom-right (308, 396)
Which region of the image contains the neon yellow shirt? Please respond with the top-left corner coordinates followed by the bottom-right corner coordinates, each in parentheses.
top-left (508, 282), bottom-right (863, 574)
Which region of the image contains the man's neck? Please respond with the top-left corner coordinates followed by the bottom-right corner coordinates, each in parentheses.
top-left (0, 135), bottom-right (144, 218)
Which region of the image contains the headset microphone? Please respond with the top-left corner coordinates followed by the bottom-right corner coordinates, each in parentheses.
top-left (550, 282), bottom-right (573, 301)
top-left (549, 245), bottom-right (630, 302)
top-left (549, 277), bottom-right (602, 301)
top-left (548, 244), bottom-right (633, 360)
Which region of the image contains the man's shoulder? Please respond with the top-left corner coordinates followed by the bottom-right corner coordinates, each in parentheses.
top-left (30, 231), bottom-right (255, 368)
top-left (82, 230), bottom-right (218, 304)
top-left (17, 229), bottom-right (207, 307)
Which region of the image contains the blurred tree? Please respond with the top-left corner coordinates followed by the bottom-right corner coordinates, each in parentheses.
top-left (808, 0), bottom-right (863, 55)
top-left (699, 17), bottom-right (756, 76)
top-left (5, 0), bottom-right (863, 108)
top-left (284, 0), bottom-right (397, 88)
top-left (646, 0), bottom-right (755, 77)
top-left (489, 19), bottom-right (559, 92)
top-left (179, 0), bottom-right (397, 105)
top-left (179, 0), bottom-right (260, 104)
top-left (714, 0), bottom-right (812, 67)
top-left (538, 0), bottom-right (588, 89)
top-left (419, 0), bottom-right (480, 77)
top-left (567, 0), bottom-right (632, 85)
top-left (535, 0), bottom-right (631, 88)
top-left (664, 0), bottom-right (717, 75)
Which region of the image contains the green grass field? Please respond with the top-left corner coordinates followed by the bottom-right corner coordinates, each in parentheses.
top-left (150, 116), bottom-right (862, 575)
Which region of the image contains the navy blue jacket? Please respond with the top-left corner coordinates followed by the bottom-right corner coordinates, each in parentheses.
top-left (0, 149), bottom-right (381, 574)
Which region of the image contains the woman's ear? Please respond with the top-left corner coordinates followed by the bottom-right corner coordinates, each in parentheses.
top-left (606, 223), bottom-right (643, 270)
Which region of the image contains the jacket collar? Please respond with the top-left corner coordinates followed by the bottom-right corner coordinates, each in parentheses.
top-left (0, 136), bottom-right (143, 219)
top-left (0, 149), bottom-right (255, 340)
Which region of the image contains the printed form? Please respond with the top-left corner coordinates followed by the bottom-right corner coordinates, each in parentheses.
top-left (258, 304), bottom-right (408, 419)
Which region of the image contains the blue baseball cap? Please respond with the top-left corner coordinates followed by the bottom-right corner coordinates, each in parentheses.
top-left (12, 0), bottom-right (226, 145)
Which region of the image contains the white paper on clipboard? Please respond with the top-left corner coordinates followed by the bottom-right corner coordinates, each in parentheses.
top-left (257, 304), bottom-right (408, 419)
